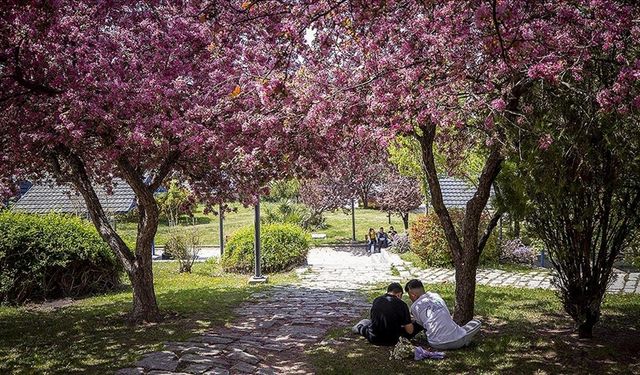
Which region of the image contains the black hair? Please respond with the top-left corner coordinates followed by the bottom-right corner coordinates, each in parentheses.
top-left (404, 279), bottom-right (424, 293)
top-left (387, 282), bottom-right (403, 294)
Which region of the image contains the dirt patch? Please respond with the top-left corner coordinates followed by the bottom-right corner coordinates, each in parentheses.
top-left (23, 298), bottom-right (78, 312)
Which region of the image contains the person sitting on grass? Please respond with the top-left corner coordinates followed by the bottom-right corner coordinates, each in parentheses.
top-left (352, 282), bottom-right (422, 346)
top-left (404, 279), bottom-right (481, 350)
top-left (388, 226), bottom-right (398, 239)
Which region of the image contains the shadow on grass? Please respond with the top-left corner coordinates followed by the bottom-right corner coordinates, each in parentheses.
top-left (310, 284), bottom-right (640, 375)
top-left (0, 269), bottom-right (271, 374)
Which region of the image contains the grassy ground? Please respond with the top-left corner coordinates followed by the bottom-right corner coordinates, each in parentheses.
top-left (116, 203), bottom-right (415, 247)
top-left (308, 284), bottom-right (640, 374)
top-left (0, 262), bottom-right (295, 374)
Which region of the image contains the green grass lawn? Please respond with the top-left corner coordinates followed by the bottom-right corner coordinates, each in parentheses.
top-left (0, 262), bottom-right (295, 374)
top-left (116, 203), bottom-right (416, 247)
top-left (308, 284), bottom-right (640, 374)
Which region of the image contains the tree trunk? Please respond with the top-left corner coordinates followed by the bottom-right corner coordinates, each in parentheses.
top-left (130, 261), bottom-right (160, 321)
top-left (513, 219), bottom-right (520, 237)
top-left (120, 157), bottom-right (163, 322)
top-left (417, 120), bottom-right (504, 325)
top-left (577, 311), bottom-right (599, 339)
top-left (360, 191), bottom-right (369, 209)
top-left (52, 146), bottom-right (180, 323)
top-left (453, 254), bottom-right (479, 324)
top-left (402, 212), bottom-right (409, 230)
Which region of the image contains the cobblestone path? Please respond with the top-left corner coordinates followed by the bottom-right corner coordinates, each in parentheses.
top-left (395, 263), bottom-right (640, 294)
top-left (117, 246), bottom-right (639, 375)
top-left (116, 248), bottom-right (385, 375)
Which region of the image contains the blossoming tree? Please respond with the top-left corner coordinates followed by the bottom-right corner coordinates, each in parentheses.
top-left (292, 0), bottom-right (639, 323)
top-left (0, 1), bottom-right (342, 321)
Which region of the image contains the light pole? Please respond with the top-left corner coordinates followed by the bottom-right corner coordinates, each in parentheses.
top-left (219, 203), bottom-right (224, 256)
top-left (351, 198), bottom-right (356, 241)
top-left (249, 195), bottom-right (267, 283)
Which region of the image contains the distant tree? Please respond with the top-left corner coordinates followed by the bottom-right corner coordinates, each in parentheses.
top-left (353, 146), bottom-right (390, 209)
top-left (156, 181), bottom-right (196, 227)
top-left (299, 172), bottom-right (354, 229)
top-left (388, 135), bottom-right (432, 214)
top-left (266, 179), bottom-right (301, 203)
top-left (376, 173), bottom-right (423, 230)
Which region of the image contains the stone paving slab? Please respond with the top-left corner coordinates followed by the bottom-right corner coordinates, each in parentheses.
top-left (118, 247), bottom-right (639, 375)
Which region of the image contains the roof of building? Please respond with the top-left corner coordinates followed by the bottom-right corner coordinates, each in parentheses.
top-left (12, 179), bottom-right (136, 215)
top-left (414, 177), bottom-right (494, 212)
top-left (440, 177), bottom-right (494, 208)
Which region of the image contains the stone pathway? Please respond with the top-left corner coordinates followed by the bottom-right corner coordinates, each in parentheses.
top-left (303, 247), bottom-right (640, 294)
top-left (118, 246), bottom-right (640, 374)
top-left (395, 263), bottom-right (640, 294)
top-left (117, 248), bottom-right (382, 375)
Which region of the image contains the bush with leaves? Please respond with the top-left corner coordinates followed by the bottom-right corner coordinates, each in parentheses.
top-left (409, 210), bottom-right (499, 267)
top-left (0, 212), bottom-right (122, 304)
top-left (262, 201), bottom-right (310, 227)
top-left (389, 233), bottom-right (411, 254)
top-left (500, 238), bottom-right (537, 265)
top-left (222, 223), bottom-right (310, 273)
top-left (164, 228), bottom-right (202, 273)
top-left (265, 179), bottom-right (301, 202)
top-left (156, 181), bottom-right (196, 226)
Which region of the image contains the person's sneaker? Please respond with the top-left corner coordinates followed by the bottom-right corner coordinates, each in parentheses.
top-left (352, 319), bottom-right (369, 334)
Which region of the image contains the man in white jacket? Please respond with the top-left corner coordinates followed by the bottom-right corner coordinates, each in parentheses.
top-left (404, 279), bottom-right (481, 350)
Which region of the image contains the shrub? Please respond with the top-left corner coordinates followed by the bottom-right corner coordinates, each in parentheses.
top-left (0, 212), bottom-right (122, 304)
top-left (262, 201), bottom-right (309, 227)
top-left (156, 180), bottom-right (196, 226)
top-left (409, 209), bottom-right (499, 267)
top-left (622, 231), bottom-right (640, 269)
top-left (409, 214), bottom-right (452, 267)
top-left (115, 207), bottom-right (139, 223)
top-left (222, 223), bottom-right (310, 273)
top-left (389, 233), bottom-right (411, 254)
top-left (301, 211), bottom-right (327, 230)
top-left (265, 179), bottom-right (300, 202)
top-left (500, 238), bottom-right (538, 265)
top-left (164, 227), bottom-right (202, 273)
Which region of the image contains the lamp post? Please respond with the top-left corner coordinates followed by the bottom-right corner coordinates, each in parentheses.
top-left (219, 203), bottom-right (224, 256)
top-left (351, 198), bottom-right (356, 241)
top-left (249, 195), bottom-right (267, 283)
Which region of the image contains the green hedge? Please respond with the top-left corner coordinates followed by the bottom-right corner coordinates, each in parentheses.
top-left (221, 223), bottom-right (310, 273)
top-left (409, 210), bottom-right (499, 267)
top-left (0, 212), bottom-right (122, 304)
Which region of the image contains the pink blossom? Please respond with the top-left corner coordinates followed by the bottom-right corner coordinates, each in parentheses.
top-left (538, 134), bottom-right (554, 150)
top-left (491, 98), bottom-right (507, 112)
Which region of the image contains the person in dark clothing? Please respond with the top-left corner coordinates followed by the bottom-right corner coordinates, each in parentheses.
top-left (375, 227), bottom-right (388, 252)
top-left (352, 282), bottom-right (422, 346)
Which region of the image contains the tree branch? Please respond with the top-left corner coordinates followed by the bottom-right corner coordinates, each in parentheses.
top-left (478, 207), bottom-right (504, 254)
top-left (12, 46), bottom-right (62, 96)
top-left (52, 147), bottom-right (136, 272)
top-left (149, 150), bottom-right (180, 191)
top-left (417, 121), bottom-right (464, 261)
